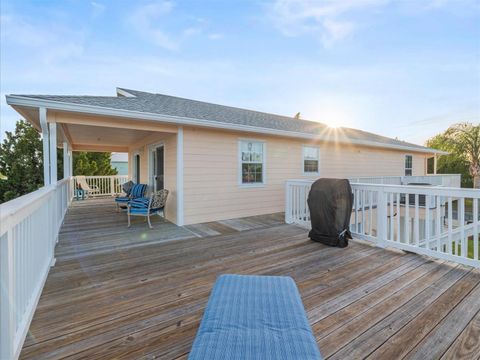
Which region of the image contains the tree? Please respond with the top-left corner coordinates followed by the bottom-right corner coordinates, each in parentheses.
top-left (0, 119), bottom-right (118, 203)
top-left (0, 120), bottom-right (44, 202)
top-left (426, 122), bottom-right (480, 188)
top-left (72, 152), bottom-right (117, 176)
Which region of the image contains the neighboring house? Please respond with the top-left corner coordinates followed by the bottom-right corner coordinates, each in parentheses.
top-left (110, 152), bottom-right (128, 175)
top-left (6, 88), bottom-right (446, 226)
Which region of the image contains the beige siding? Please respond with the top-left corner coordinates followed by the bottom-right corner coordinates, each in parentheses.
top-left (182, 127), bottom-right (428, 225)
top-left (128, 133), bottom-right (177, 223)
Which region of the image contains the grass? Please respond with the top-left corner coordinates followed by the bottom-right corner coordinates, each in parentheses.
top-left (453, 237), bottom-right (479, 259)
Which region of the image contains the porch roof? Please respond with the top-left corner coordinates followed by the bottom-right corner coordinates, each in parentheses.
top-left (6, 88), bottom-right (447, 155)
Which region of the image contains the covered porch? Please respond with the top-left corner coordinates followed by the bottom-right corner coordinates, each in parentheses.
top-left (8, 103), bottom-right (185, 225)
top-left (18, 197), bottom-right (480, 359)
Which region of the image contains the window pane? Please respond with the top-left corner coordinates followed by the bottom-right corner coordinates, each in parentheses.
top-left (240, 141), bottom-right (264, 183)
top-left (304, 160), bottom-right (318, 173)
top-left (303, 146), bottom-right (318, 160)
top-left (405, 169), bottom-right (412, 176)
top-left (405, 155), bottom-right (412, 168)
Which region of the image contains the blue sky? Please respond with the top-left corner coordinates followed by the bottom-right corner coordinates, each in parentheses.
top-left (1, 0), bottom-right (479, 145)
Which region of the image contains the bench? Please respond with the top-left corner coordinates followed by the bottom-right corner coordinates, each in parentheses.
top-left (189, 274), bottom-right (322, 360)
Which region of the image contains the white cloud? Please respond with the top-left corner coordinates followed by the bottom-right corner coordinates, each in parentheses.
top-left (0, 13), bottom-right (84, 64)
top-left (127, 1), bottom-right (219, 50)
top-left (208, 33), bottom-right (224, 40)
top-left (128, 1), bottom-right (178, 50)
top-left (267, 0), bottom-right (387, 46)
top-left (91, 2), bottom-right (106, 17)
top-left (266, 0), bottom-right (477, 47)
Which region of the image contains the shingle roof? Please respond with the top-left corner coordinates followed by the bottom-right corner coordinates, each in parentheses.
top-left (9, 88), bottom-right (438, 153)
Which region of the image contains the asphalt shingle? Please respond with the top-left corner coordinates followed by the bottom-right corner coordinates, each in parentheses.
top-left (11, 88), bottom-right (436, 152)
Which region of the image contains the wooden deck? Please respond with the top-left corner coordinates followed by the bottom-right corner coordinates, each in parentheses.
top-left (21, 199), bottom-right (480, 359)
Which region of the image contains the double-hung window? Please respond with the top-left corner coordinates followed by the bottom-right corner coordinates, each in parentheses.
top-left (405, 155), bottom-right (413, 176)
top-left (303, 146), bottom-right (319, 175)
top-left (239, 140), bottom-right (265, 185)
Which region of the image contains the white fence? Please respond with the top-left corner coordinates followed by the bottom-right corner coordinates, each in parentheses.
top-left (72, 175), bottom-right (129, 197)
top-left (0, 178), bottom-right (72, 360)
top-left (285, 179), bottom-right (480, 268)
top-left (349, 174), bottom-right (461, 187)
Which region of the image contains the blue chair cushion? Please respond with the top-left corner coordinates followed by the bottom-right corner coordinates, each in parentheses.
top-left (128, 206), bottom-right (164, 215)
top-left (189, 274), bottom-right (322, 360)
top-left (129, 197), bottom-right (150, 208)
top-left (130, 183), bottom-right (147, 198)
top-left (114, 196), bottom-right (130, 203)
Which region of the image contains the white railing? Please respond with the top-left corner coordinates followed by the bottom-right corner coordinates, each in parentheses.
top-left (349, 174), bottom-right (461, 187)
top-left (0, 178), bottom-right (72, 360)
top-left (72, 175), bottom-right (129, 197)
top-left (285, 179), bottom-right (480, 268)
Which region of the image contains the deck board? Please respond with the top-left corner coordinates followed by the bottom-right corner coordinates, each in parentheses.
top-left (20, 199), bottom-right (480, 359)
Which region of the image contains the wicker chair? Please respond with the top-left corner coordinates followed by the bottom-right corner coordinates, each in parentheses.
top-left (127, 189), bottom-right (169, 229)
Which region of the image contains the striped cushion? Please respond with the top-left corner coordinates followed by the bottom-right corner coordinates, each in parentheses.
top-left (129, 197), bottom-right (150, 208)
top-left (114, 196), bottom-right (130, 203)
top-left (129, 207), bottom-right (163, 215)
top-left (189, 274), bottom-right (322, 360)
top-left (129, 207), bottom-right (150, 215)
top-left (130, 184), bottom-right (147, 198)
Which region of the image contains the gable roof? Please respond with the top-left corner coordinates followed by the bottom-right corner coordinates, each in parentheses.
top-left (6, 87), bottom-right (444, 154)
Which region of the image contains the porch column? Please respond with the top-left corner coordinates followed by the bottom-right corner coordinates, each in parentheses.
top-left (434, 154), bottom-right (437, 175)
top-left (69, 150), bottom-right (73, 178)
top-left (63, 142), bottom-right (69, 178)
top-left (39, 107), bottom-right (50, 185)
top-left (176, 127), bottom-right (184, 226)
top-left (49, 122), bottom-right (57, 184)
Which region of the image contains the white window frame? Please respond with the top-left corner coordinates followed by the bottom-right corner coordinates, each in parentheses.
top-left (405, 154), bottom-right (413, 176)
top-left (131, 151), bottom-right (141, 183)
top-left (238, 139), bottom-right (266, 187)
top-left (302, 145), bottom-right (320, 176)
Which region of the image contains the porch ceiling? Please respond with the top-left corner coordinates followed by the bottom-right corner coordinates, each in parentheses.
top-left (63, 123), bottom-right (156, 152)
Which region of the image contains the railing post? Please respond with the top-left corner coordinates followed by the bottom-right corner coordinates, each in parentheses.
top-left (376, 187), bottom-right (387, 248)
top-left (0, 229), bottom-right (15, 360)
top-left (285, 181), bottom-right (293, 224)
top-left (110, 176), bottom-right (115, 197)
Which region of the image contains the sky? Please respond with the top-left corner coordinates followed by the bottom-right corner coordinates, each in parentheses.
top-left (1, 0), bottom-right (479, 145)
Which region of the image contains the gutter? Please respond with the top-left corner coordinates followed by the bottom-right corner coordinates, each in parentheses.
top-left (5, 95), bottom-right (448, 155)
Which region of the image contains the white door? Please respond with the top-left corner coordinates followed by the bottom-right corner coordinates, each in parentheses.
top-left (150, 145), bottom-right (164, 192)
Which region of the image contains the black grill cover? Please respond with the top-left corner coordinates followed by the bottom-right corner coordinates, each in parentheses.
top-left (308, 178), bottom-right (353, 248)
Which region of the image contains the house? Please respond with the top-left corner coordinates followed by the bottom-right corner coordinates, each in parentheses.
top-left (6, 87), bottom-right (446, 226)
top-left (110, 152), bottom-right (128, 175)
top-left (3, 88), bottom-right (479, 360)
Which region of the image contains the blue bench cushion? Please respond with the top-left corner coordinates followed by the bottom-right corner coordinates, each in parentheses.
top-left (189, 274), bottom-right (322, 360)
top-left (114, 196), bottom-right (130, 203)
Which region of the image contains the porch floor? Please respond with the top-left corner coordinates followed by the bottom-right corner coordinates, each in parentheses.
top-left (21, 199), bottom-right (480, 359)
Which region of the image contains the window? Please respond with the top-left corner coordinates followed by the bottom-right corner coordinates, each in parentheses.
top-left (405, 155), bottom-right (413, 176)
top-left (303, 146), bottom-right (319, 174)
top-left (239, 140), bottom-right (265, 185)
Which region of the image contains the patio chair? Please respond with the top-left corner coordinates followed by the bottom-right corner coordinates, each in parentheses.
top-left (114, 182), bottom-right (146, 210)
top-left (75, 176), bottom-right (100, 197)
top-left (127, 189), bottom-right (169, 229)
